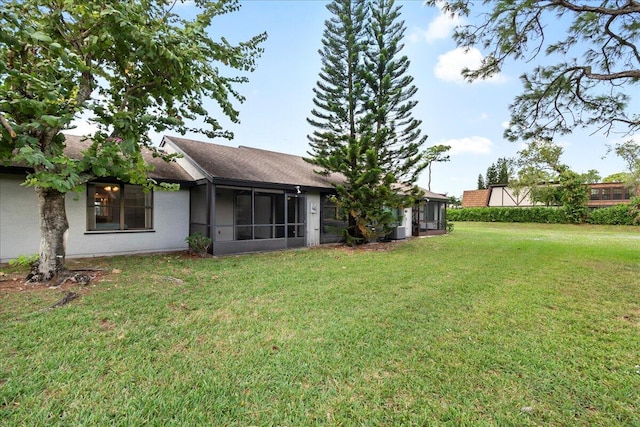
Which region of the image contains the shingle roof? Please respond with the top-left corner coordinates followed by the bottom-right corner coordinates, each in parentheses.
top-left (462, 189), bottom-right (490, 208)
top-left (3, 134), bottom-right (193, 182)
top-left (392, 182), bottom-right (449, 201)
top-left (163, 136), bottom-right (342, 189)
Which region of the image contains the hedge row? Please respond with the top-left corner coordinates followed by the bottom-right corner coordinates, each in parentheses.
top-left (585, 204), bottom-right (638, 225)
top-left (448, 205), bottom-right (638, 225)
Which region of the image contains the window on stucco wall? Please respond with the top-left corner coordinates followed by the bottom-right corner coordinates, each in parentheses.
top-left (87, 183), bottom-right (153, 231)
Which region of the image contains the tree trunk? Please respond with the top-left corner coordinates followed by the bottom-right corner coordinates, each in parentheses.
top-left (30, 187), bottom-right (69, 282)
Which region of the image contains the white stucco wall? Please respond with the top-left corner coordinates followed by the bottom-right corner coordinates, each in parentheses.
top-left (488, 187), bottom-right (537, 207)
top-left (0, 173), bottom-right (41, 262)
top-left (0, 173), bottom-right (189, 263)
top-left (402, 207), bottom-right (412, 236)
top-left (306, 192), bottom-right (321, 247)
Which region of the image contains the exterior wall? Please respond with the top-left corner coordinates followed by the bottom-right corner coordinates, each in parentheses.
top-left (306, 192), bottom-right (321, 247)
top-left (488, 186), bottom-right (537, 207)
top-left (0, 173), bottom-right (41, 262)
top-left (162, 140), bottom-right (207, 180)
top-left (0, 173), bottom-right (189, 263)
top-left (587, 182), bottom-right (635, 208)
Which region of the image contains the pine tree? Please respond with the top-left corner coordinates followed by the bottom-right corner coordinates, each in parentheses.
top-left (485, 163), bottom-right (499, 187)
top-left (307, 0), bottom-right (428, 243)
top-left (307, 0), bottom-right (368, 243)
top-left (363, 0), bottom-right (427, 185)
top-left (477, 174), bottom-right (486, 190)
top-left (497, 158), bottom-right (510, 185)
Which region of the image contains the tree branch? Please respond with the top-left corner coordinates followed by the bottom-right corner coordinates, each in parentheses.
top-left (548, 0), bottom-right (640, 16)
top-left (0, 111), bottom-right (17, 138)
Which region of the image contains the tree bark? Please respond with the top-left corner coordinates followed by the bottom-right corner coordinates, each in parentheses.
top-left (31, 187), bottom-right (69, 282)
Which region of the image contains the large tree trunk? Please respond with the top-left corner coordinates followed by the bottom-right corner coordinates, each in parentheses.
top-left (29, 187), bottom-right (69, 283)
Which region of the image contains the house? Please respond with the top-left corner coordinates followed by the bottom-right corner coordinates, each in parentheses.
top-left (410, 189), bottom-right (449, 236)
top-left (0, 134), bottom-right (449, 262)
top-left (462, 189), bottom-right (490, 208)
top-left (0, 135), bottom-right (193, 263)
top-left (587, 182), bottom-right (635, 208)
top-left (159, 135), bottom-right (346, 255)
top-left (462, 183), bottom-right (635, 208)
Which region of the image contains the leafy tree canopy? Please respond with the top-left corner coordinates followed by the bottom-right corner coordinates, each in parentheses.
top-left (607, 139), bottom-right (640, 188)
top-left (512, 139), bottom-right (592, 221)
top-left (429, 0), bottom-right (640, 141)
top-left (0, 0), bottom-right (266, 280)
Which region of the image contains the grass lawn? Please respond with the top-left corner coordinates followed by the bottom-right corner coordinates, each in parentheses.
top-left (1, 222), bottom-right (639, 426)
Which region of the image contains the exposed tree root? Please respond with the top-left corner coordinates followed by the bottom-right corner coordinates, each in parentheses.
top-left (49, 291), bottom-right (79, 308)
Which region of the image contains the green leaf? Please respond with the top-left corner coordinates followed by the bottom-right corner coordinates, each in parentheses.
top-left (30, 31), bottom-right (52, 43)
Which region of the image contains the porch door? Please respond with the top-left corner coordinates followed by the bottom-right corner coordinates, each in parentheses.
top-left (412, 205), bottom-right (421, 236)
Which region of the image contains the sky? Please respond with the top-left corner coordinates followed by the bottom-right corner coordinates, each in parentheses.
top-left (68, 0), bottom-right (632, 198)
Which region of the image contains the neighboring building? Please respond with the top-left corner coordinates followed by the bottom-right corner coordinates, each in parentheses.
top-left (461, 189), bottom-right (490, 208)
top-left (587, 182), bottom-right (635, 208)
top-left (0, 135), bottom-right (449, 262)
top-left (487, 185), bottom-right (537, 207)
top-left (462, 183), bottom-right (635, 208)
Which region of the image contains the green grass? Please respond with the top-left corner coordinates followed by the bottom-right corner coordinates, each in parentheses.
top-left (1, 222), bottom-right (639, 426)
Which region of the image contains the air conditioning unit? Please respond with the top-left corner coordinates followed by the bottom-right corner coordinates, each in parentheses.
top-left (390, 226), bottom-right (406, 240)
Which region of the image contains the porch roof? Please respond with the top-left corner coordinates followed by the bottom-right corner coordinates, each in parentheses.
top-left (162, 136), bottom-right (342, 190)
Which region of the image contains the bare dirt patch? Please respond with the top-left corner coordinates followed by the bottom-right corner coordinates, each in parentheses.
top-left (322, 239), bottom-right (409, 253)
top-left (0, 268), bottom-right (109, 294)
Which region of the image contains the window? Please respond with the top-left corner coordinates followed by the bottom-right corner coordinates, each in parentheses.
top-left (590, 188), bottom-right (600, 200)
top-left (602, 188), bottom-right (611, 200)
top-left (231, 189), bottom-right (302, 240)
top-left (613, 188), bottom-right (623, 200)
top-left (87, 183), bottom-right (152, 231)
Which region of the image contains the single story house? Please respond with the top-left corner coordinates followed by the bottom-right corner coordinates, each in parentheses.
top-left (0, 134), bottom-right (448, 262)
top-left (0, 135), bottom-right (193, 263)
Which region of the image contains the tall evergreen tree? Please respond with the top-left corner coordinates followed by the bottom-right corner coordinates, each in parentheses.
top-left (307, 0), bottom-right (369, 243)
top-left (496, 157), bottom-right (510, 185)
top-left (477, 174), bottom-right (486, 190)
top-left (485, 163), bottom-right (499, 187)
top-left (363, 0), bottom-right (427, 185)
top-left (307, 0), bottom-right (428, 243)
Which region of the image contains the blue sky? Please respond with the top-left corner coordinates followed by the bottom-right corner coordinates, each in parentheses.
top-left (69, 0), bottom-right (631, 198)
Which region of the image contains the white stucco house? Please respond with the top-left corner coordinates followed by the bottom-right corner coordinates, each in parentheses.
top-left (0, 135), bottom-right (193, 263)
top-left (0, 135), bottom-right (448, 262)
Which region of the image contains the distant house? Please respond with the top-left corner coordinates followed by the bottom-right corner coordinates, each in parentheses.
top-left (587, 182), bottom-right (635, 208)
top-left (462, 189), bottom-right (490, 208)
top-left (462, 183), bottom-right (635, 209)
top-left (0, 134), bottom-right (449, 262)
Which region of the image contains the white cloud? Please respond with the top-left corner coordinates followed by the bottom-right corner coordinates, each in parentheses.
top-left (408, 2), bottom-right (463, 44)
top-left (434, 47), bottom-right (506, 84)
top-left (439, 136), bottom-right (493, 155)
